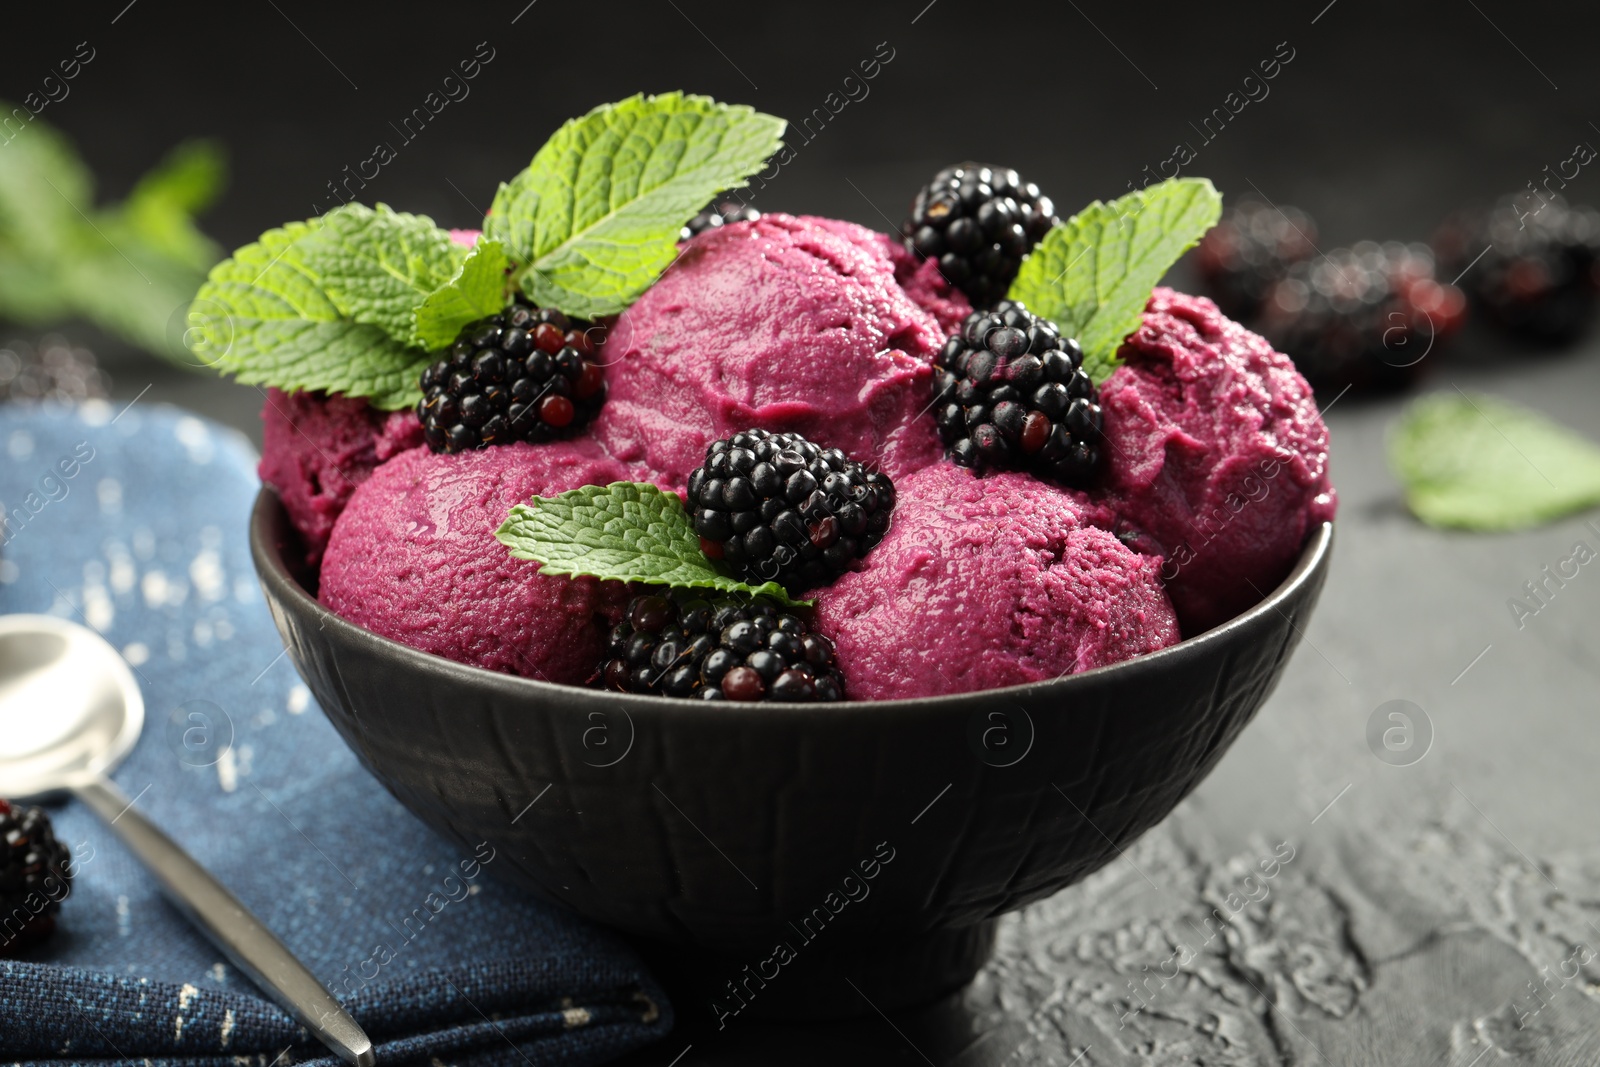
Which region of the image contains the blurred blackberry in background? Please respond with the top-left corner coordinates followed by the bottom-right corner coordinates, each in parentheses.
top-left (602, 593), bottom-right (845, 702)
top-left (682, 197), bottom-right (761, 241)
top-left (0, 798), bottom-right (73, 956)
top-left (933, 301), bottom-right (1102, 486)
top-left (0, 337), bottom-right (109, 404)
top-left (903, 163), bottom-right (1058, 307)
top-left (1196, 199), bottom-right (1319, 320)
top-left (418, 301), bottom-right (605, 453)
top-left (1434, 194), bottom-right (1600, 343)
top-left (1257, 241), bottom-right (1466, 394)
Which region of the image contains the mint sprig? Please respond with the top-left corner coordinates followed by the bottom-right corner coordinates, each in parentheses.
top-left (191, 212), bottom-right (439, 409)
top-left (486, 92), bottom-right (786, 319)
top-left (189, 94), bottom-right (783, 407)
top-left (413, 238), bottom-right (510, 350)
top-left (1390, 392), bottom-right (1600, 531)
top-left (496, 482), bottom-right (807, 605)
top-left (1008, 177), bottom-right (1223, 383)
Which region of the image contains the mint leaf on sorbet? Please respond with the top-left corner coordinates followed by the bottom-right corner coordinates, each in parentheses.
top-left (496, 482), bottom-right (807, 605)
top-left (412, 238), bottom-right (510, 349)
top-left (312, 203), bottom-right (466, 343)
top-left (190, 215), bottom-right (437, 409)
top-left (1009, 177), bottom-right (1223, 384)
top-left (485, 92), bottom-right (786, 319)
top-left (1390, 392), bottom-right (1600, 531)
top-left (189, 95), bottom-right (782, 404)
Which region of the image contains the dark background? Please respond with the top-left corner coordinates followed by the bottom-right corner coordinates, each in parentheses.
top-left (9, 3), bottom-right (1600, 1064)
top-left (5, 0), bottom-right (1599, 437)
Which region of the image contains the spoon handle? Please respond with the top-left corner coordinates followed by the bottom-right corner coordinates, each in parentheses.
top-left (74, 776), bottom-right (375, 1067)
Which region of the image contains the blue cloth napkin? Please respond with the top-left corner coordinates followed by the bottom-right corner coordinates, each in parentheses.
top-left (0, 403), bottom-right (672, 1065)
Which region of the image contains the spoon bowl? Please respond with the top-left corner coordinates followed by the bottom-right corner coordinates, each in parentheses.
top-left (0, 614), bottom-right (143, 798)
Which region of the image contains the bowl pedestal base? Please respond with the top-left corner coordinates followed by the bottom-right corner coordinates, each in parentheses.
top-left (633, 918), bottom-right (997, 1023)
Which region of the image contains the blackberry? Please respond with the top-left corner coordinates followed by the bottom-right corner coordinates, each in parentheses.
top-left (602, 593), bottom-right (845, 702)
top-left (1257, 241), bottom-right (1467, 394)
top-left (0, 798), bottom-right (73, 956)
top-left (1195, 199), bottom-right (1319, 320)
top-left (685, 430), bottom-right (895, 594)
top-left (933, 300), bottom-right (1103, 486)
top-left (682, 197), bottom-right (761, 241)
top-left (1434, 194), bottom-right (1600, 343)
top-left (416, 300), bottom-right (605, 454)
top-left (0, 337), bottom-right (110, 404)
top-left (903, 163), bottom-right (1057, 307)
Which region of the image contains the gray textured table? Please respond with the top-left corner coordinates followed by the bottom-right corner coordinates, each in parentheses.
top-left (608, 333), bottom-right (1600, 1065)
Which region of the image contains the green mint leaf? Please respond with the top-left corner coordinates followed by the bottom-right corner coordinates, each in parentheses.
top-left (311, 203), bottom-right (465, 344)
top-left (0, 105), bottom-right (95, 261)
top-left (0, 248), bottom-right (72, 321)
top-left (412, 238), bottom-right (510, 350)
top-left (119, 139), bottom-right (226, 271)
top-left (190, 218), bottom-right (431, 409)
top-left (1009, 177), bottom-right (1223, 383)
top-left (0, 105), bottom-right (223, 362)
top-left (1390, 392), bottom-right (1600, 531)
top-left (485, 92), bottom-right (785, 319)
top-left (495, 482), bottom-right (807, 605)
top-left (58, 230), bottom-right (217, 358)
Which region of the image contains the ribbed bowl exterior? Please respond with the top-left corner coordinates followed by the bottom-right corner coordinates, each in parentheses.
top-left (252, 490), bottom-right (1331, 959)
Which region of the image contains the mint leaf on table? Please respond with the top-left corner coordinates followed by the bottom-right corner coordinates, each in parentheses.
top-left (412, 238), bottom-right (510, 350)
top-left (485, 92), bottom-right (785, 319)
top-left (1008, 177), bottom-right (1223, 384)
top-left (1390, 392), bottom-right (1600, 531)
top-left (496, 482), bottom-right (806, 605)
top-left (312, 203), bottom-right (466, 344)
top-left (190, 218), bottom-right (434, 409)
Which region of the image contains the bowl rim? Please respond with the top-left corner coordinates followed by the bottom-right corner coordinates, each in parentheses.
top-left (250, 486), bottom-right (1333, 716)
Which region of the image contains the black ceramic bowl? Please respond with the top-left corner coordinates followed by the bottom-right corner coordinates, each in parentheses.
top-left (251, 489), bottom-right (1332, 1018)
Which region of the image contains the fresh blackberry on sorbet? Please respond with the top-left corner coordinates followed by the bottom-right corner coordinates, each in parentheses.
top-left (0, 798), bottom-right (73, 955)
top-left (686, 430), bottom-right (894, 594)
top-left (1434, 195), bottom-right (1600, 343)
top-left (603, 594), bottom-right (844, 702)
top-left (903, 162), bottom-right (1058, 307)
top-left (682, 197), bottom-right (761, 241)
top-left (1196, 198), bottom-right (1319, 320)
top-left (933, 300), bottom-right (1103, 486)
top-left (417, 301), bottom-right (605, 454)
top-left (1256, 241), bottom-right (1466, 394)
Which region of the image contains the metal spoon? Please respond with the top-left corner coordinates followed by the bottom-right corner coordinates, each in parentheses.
top-left (0, 614), bottom-right (374, 1066)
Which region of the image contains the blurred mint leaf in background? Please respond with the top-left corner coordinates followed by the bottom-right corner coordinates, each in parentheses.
top-left (1390, 391), bottom-right (1600, 530)
top-left (117, 139), bottom-right (226, 271)
top-left (486, 92), bottom-right (785, 319)
top-left (0, 104), bottom-right (226, 361)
